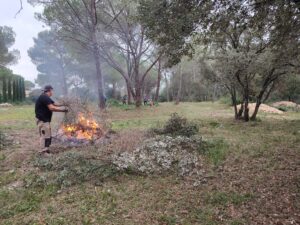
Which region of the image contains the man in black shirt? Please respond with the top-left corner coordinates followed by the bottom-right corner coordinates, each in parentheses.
top-left (35, 85), bottom-right (68, 154)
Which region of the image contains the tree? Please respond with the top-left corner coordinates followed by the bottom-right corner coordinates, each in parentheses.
top-left (139, 0), bottom-right (300, 121)
top-left (25, 80), bottom-right (35, 91)
top-left (199, 0), bottom-right (300, 121)
top-left (30, 0), bottom-right (110, 109)
top-left (28, 30), bottom-right (73, 96)
top-left (99, 0), bottom-right (161, 107)
top-left (0, 26), bottom-right (20, 67)
top-left (0, 68), bottom-right (26, 103)
top-left (138, 0), bottom-right (205, 66)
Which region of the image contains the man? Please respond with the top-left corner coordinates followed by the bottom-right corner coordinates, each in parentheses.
top-left (35, 85), bottom-right (68, 154)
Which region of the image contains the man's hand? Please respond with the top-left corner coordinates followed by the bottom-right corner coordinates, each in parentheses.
top-left (63, 109), bottom-right (69, 113)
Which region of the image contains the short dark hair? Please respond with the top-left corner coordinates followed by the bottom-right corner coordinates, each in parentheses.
top-left (43, 85), bottom-right (53, 93)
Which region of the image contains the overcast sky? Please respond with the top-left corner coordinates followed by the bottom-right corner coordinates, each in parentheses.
top-left (0, 0), bottom-right (46, 82)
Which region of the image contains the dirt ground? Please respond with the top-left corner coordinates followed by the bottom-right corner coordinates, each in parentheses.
top-left (0, 102), bottom-right (299, 225)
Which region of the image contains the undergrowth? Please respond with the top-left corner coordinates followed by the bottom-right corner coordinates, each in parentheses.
top-left (150, 113), bottom-right (198, 137)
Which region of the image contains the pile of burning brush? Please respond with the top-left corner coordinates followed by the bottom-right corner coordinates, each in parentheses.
top-left (54, 97), bottom-right (110, 146)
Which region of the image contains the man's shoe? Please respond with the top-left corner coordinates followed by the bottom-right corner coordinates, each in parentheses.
top-left (39, 148), bottom-right (51, 154)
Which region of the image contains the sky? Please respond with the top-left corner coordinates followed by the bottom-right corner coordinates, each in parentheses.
top-left (0, 0), bottom-right (46, 82)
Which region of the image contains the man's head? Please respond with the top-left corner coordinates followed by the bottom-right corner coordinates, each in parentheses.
top-left (43, 85), bottom-right (54, 97)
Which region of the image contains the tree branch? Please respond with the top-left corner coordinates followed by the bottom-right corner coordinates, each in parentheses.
top-left (14, 0), bottom-right (23, 18)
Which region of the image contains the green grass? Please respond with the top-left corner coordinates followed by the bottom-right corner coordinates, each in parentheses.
top-left (204, 192), bottom-right (253, 206)
top-left (0, 106), bottom-right (35, 130)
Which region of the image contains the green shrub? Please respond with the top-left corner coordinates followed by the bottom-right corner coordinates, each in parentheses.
top-left (151, 113), bottom-right (198, 137)
top-left (107, 98), bottom-right (122, 107)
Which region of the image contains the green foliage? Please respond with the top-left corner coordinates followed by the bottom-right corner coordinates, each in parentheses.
top-left (204, 192), bottom-right (253, 206)
top-left (28, 30), bottom-right (71, 96)
top-left (138, 0), bottom-right (203, 66)
top-left (34, 152), bottom-right (119, 188)
top-left (0, 68), bottom-right (26, 103)
top-left (193, 208), bottom-right (217, 225)
top-left (218, 96), bottom-right (233, 105)
top-left (151, 113), bottom-right (198, 137)
top-left (159, 215), bottom-right (177, 225)
top-left (0, 26), bottom-right (19, 66)
top-left (28, 88), bottom-right (42, 102)
top-left (201, 138), bottom-right (228, 166)
top-left (24, 80), bottom-right (35, 90)
top-left (107, 98), bottom-right (122, 107)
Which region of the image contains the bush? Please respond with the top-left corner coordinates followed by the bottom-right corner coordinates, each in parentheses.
top-left (151, 113), bottom-right (198, 137)
top-left (107, 98), bottom-right (122, 107)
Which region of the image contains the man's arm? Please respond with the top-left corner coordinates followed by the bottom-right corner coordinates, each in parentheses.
top-left (53, 103), bottom-right (65, 107)
top-left (48, 104), bottom-right (68, 112)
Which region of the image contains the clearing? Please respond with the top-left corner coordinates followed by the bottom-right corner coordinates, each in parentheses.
top-left (0, 102), bottom-right (299, 225)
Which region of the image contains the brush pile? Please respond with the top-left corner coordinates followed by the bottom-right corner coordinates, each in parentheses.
top-left (54, 97), bottom-right (110, 146)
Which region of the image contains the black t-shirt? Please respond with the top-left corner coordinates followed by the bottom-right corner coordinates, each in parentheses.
top-left (35, 94), bottom-right (55, 122)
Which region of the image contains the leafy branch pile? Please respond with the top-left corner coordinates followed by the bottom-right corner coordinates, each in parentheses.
top-left (151, 113), bottom-right (198, 137)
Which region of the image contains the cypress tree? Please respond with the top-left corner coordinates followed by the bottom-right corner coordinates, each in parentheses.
top-left (7, 76), bottom-right (12, 101)
top-left (0, 75), bottom-right (2, 103)
top-left (3, 76), bottom-right (7, 102)
top-left (12, 78), bottom-right (16, 102)
top-left (20, 78), bottom-right (25, 101)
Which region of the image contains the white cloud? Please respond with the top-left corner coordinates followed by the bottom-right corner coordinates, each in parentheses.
top-left (0, 0), bottom-right (46, 82)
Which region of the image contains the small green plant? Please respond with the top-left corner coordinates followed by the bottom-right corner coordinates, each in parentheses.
top-left (107, 98), bottom-right (122, 107)
top-left (201, 138), bottom-right (229, 166)
top-left (159, 215), bottom-right (177, 225)
top-left (193, 208), bottom-right (217, 225)
top-left (151, 113), bottom-right (198, 137)
top-left (205, 192), bottom-right (253, 206)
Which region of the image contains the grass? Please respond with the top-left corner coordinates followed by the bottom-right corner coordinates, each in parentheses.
top-left (0, 102), bottom-right (299, 224)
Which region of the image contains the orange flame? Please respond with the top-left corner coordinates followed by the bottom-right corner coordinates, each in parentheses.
top-left (62, 113), bottom-right (102, 140)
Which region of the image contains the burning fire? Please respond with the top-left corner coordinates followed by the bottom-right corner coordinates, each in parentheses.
top-left (61, 113), bottom-right (102, 140)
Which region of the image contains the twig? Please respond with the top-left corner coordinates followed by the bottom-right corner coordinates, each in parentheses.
top-left (14, 0), bottom-right (23, 18)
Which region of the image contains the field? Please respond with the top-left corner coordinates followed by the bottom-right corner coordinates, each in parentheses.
top-left (0, 102), bottom-right (299, 225)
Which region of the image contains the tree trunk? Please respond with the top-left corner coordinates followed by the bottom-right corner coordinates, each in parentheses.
top-left (251, 101), bottom-right (261, 121)
top-left (58, 52), bottom-right (68, 96)
top-left (61, 64), bottom-right (68, 96)
top-left (244, 99), bottom-right (250, 121)
top-left (91, 36), bottom-right (105, 109)
top-left (92, 44), bottom-right (105, 109)
top-left (90, 0), bottom-right (105, 110)
top-left (135, 82), bottom-right (142, 107)
top-left (231, 88), bottom-right (239, 119)
top-left (175, 66), bottom-right (182, 105)
top-left (112, 82), bottom-right (116, 99)
top-left (238, 103), bottom-right (244, 118)
top-left (126, 80), bottom-right (132, 104)
top-left (164, 73), bottom-right (170, 102)
top-left (154, 58), bottom-right (162, 102)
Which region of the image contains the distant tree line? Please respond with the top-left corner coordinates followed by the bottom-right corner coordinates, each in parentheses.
top-left (0, 68), bottom-right (26, 103)
top-left (0, 25), bottom-right (28, 104)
